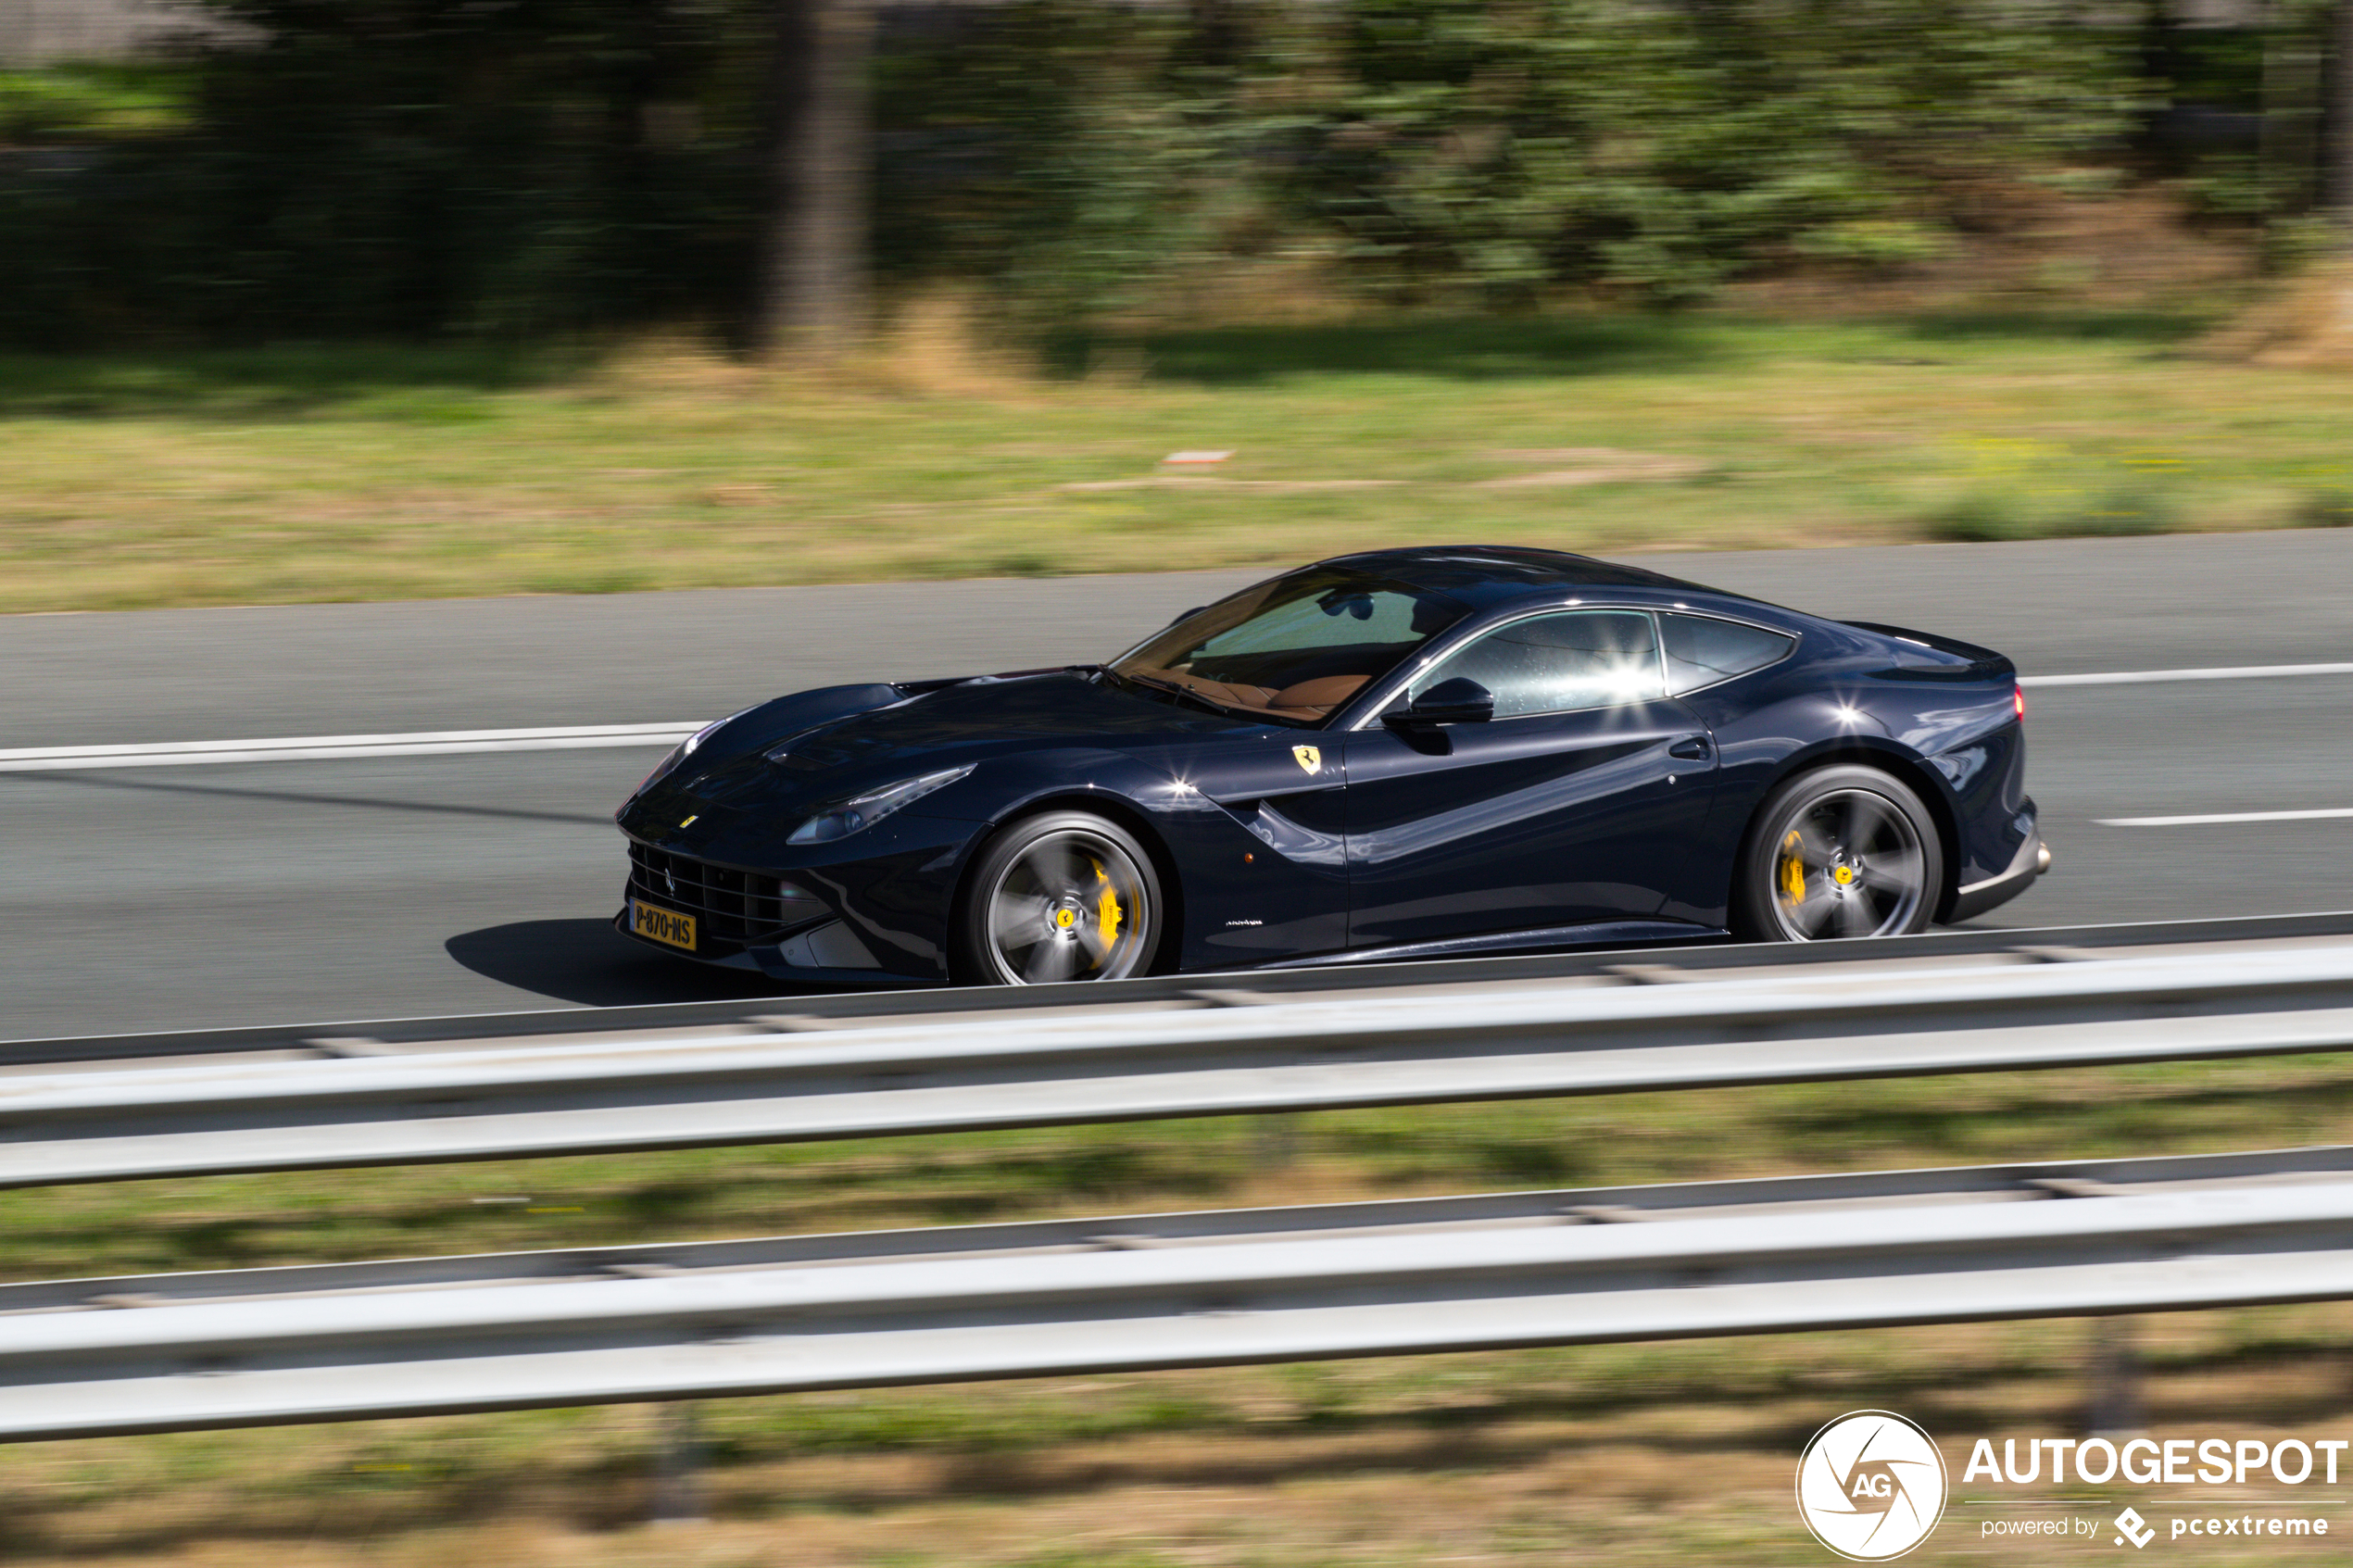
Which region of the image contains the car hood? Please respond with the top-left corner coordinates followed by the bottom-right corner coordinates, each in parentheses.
top-left (641, 671), bottom-right (1252, 820)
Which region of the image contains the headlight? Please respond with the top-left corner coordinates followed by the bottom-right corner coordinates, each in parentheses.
top-left (631, 707), bottom-right (754, 797)
top-left (787, 765), bottom-right (975, 846)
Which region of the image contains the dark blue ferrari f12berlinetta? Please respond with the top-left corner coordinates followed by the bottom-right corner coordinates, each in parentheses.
top-left (615, 546), bottom-right (2047, 985)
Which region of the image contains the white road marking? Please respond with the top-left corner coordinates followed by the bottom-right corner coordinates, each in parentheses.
top-left (2099, 808), bottom-right (2353, 828)
top-left (4, 659), bottom-right (2347, 773)
top-left (0, 723), bottom-right (703, 773)
top-left (2022, 661), bottom-right (2353, 688)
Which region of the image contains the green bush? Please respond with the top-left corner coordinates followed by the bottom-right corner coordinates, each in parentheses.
top-left (2296, 489), bottom-right (2353, 527)
top-left (2066, 485), bottom-right (2177, 536)
top-left (1923, 484), bottom-right (2179, 544)
top-left (1923, 493), bottom-right (2032, 544)
top-left (1794, 218), bottom-right (1956, 271)
top-left (0, 61), bottom-right (194, 144)
top-left (1265, 0), bottom-right (2136, 304)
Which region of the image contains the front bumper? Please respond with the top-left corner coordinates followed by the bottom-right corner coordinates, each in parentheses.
top-left (612, 907), bottom-right (927, 987)
top-left (1946, 829), bottom-right (2052, 923)
top-left (613, 809), bottom-right (981, 984)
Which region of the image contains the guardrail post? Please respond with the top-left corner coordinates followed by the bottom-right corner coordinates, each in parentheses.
top-left (650, 1400), bottom-right (707, 1525)
top-left (2084, 1317), bottom-right (2143, 1437)
top-left (1253, 1113), bottom-right (1301, 1170)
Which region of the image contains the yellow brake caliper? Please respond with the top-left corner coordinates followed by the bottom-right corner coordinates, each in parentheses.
top-left (1779, 829), bottom-right (1806, 905)
top-left (1094, 861), bottom-right (1124, 949)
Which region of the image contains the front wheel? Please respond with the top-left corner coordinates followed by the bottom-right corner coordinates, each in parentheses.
top-left (951, 811), bottom-right (1164, 985)
top-left (1731, 765), bottom-right (1944, 942)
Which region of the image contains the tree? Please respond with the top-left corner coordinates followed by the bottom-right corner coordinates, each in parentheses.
top-left (2330, 0), bottom-right (2353, 215)
top-left (758, 0), bottom-right (875, 358)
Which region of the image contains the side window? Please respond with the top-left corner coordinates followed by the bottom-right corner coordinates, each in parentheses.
top-left (1658, 612), bottom-right (1795, 696)
top-left (1414, 609), bottom-right (1663, 719)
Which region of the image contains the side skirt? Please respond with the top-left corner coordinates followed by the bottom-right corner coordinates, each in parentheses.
top-left (1253, 920), bottom-right (1729, 971)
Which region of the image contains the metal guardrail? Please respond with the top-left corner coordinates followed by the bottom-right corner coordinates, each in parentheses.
top-left (8, 1142), bottom-right (2353, 1440)
top-left (3, 936), bottom-right (2353, 1187)
top-left (11, 909), bottom-right (2353, 1070)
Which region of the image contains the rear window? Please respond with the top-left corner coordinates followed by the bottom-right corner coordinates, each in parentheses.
top-left (1659, 612), bottom-right (1794, 695)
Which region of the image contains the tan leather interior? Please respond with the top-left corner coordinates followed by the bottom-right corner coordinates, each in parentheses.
top-left (1266, 673), bottom-right (1371, 713)
top-left (1132, 668), bottom-right (1371, 721)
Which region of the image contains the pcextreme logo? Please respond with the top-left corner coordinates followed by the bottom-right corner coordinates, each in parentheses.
top-left (1796, 1411), bottom-right (1950, 1561)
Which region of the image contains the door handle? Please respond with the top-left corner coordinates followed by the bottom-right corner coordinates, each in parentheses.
top-left (1667, 735), bottom-right (1713, 761)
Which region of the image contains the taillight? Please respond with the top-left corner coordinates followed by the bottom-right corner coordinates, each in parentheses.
top-left (2013, 684), bottom-right (2026, 722)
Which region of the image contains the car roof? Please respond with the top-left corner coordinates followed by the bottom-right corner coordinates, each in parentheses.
top-left (1313, 546), bottom-right (1742, 613)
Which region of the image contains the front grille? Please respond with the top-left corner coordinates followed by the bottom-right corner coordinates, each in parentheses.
top-left (627, 843), bottom-right (826, 945)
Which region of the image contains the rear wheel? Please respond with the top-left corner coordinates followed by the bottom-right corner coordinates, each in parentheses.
top-left (952, 811), bottom-right (1164, 985)
top-left (1732, 765), bottom-right (1943, 942)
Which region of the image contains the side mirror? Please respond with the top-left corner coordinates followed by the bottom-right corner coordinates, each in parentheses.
top-left (1388, 676), bottom-right (1495, 727)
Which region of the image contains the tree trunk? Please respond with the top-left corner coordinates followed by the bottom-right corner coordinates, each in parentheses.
top-left (757, 0), bottom-right (874, 359)
top-left (2330, 0), bottom-right (2353, 220)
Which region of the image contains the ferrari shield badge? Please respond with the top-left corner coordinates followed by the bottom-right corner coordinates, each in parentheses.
top-left (1291, 745), bottom-right (1321, 774)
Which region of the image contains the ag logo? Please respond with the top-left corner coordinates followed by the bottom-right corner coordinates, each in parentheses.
top-left (1795, 1411), bottom-right (1946, 1561)
top-left (1291, 745), bottom-right (1321, 774)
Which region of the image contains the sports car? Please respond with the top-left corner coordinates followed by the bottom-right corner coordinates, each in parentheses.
top-left (614, 546), bottom-right (2046, 985)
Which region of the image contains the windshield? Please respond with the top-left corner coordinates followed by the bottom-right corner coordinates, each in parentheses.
top-left (1109, 568), bottom-right (1468, 724)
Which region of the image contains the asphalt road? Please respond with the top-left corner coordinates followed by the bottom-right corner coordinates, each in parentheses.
top-left (3, 530), bottom-right (2347, 1040)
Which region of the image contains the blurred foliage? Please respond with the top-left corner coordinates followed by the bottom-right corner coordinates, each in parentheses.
top-left (0, 0), bottom-right (766, 345)
top-left (0, 0), bottom-right (2322, 345)
top-left (0, 61), bottom-right (195, 143)
top-left (1261, 0), bottom-right (2138, 306)
top-left (873, 0), bottom-right (1237, 326)
top-left (1922, 483), bottom-right (2181, 544)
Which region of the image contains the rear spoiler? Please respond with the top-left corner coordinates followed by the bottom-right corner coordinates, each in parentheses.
top-left (1842, 621), bottom-right (2014, 681)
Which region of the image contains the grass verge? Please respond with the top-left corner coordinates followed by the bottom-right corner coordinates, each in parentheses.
top-left (5, 308), bottom-right (2353, 615)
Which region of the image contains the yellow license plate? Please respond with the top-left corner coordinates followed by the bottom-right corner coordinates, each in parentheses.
top-left (631, 899), bottom-right (697, 952)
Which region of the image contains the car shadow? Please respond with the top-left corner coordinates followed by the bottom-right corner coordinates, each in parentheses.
top-left (444, 918), bottom-right (830, 1008)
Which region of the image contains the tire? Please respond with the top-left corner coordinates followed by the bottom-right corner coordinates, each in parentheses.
top-left (951, 810), bottom-right (1165, 985)
top-left (1730, 764), bottom-right (1944, 943)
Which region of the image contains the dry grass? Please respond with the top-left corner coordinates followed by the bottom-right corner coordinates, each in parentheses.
top-left (1724, 183), bottom-right (2258, 318)
top-left (2197, 261), bottom-right (2353, 370)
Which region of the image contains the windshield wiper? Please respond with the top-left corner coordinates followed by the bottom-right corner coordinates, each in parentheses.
top-left (1118, 671), bottom-right (1236, 718)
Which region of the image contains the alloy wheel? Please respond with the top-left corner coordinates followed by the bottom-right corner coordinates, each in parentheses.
top-left (980, 827), bottom-right (1155, 984)
top-left (1765, 786), bottom-right (1929, 941)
